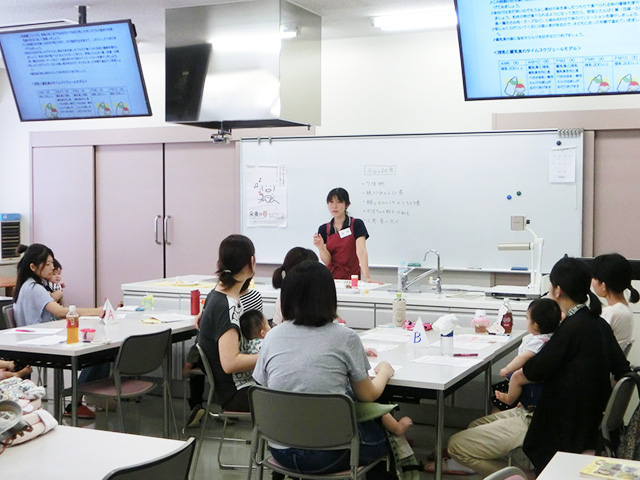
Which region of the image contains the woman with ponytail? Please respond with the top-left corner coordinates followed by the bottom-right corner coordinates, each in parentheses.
top-left (592, 253), bottom-right (639, 351)
top-left (197, 234), bottom-right (257, 412)
top-left (521, 256), bottom-right (630, 472)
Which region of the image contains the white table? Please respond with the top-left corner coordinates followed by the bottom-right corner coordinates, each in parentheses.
top-left (0, 311), bottom-right (196, 432)
top-left (3, 425), bottom-right (187, 479)
top-left (537, 451), bottom-right (619, 479)
top-left (360, 326), bottom-right (525, 480)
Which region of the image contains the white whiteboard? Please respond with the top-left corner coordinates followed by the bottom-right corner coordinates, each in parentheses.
top-left (240, 131), bottom-right (583, 272)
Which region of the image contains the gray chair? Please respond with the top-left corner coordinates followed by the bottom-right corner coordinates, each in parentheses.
top-left (483, 466), bottom-right (527, 480)
top-left (102, 436), bottom-right (196, 480)
top-left (246, 385), bottom-right (389, 480)
top-left (61, 329), bottom-right (175, 434)
top-left (599, 371), bottom-right (640, 457)
top-left (191, 343), bottom-right (251, 475)
top-left (1, 304), bottom-right (15, 330)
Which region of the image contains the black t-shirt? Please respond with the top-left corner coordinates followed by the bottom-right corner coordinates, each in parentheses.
top-left (198, 290), bottom-right (242, 407)
top-left (316, 216), bottom-right (369, 243)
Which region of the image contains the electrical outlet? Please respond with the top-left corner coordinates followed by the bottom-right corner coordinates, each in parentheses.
top-left (511, 215), bottom-right (526, 231)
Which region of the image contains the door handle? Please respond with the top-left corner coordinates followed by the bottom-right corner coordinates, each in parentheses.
top-left (164, 215), bottom-right (171, 245)
top-left (154, 215), bottom-right (162, 245)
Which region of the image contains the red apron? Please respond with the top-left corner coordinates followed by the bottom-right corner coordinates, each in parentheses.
top-left (326, 221), bottom-right (360, 280)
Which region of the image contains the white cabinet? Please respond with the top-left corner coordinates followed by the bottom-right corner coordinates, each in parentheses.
top-left (32, 146), bottom-right (96, 307)
top-left (338, 303), bottom-right (376, 330)
top-left (95, 142), bottom-right (237, 303)
top-left (33, 138), bottom-right (238, 306)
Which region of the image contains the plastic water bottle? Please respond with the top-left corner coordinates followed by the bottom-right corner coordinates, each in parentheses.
top-left (66, 305), bottom-right (79, 344)
top-left (397, 262), bottom-right (407, 291)
top-left (500, 300), bottom-right (513, 334)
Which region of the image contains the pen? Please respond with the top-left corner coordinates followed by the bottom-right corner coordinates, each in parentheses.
top-left (15, 329), bottom-right (35, 333)
top-left (453, 353), bottom-right (478, 357)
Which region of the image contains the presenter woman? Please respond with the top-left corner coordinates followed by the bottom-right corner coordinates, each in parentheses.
top-left (313, 187), bottom-right (372, 282)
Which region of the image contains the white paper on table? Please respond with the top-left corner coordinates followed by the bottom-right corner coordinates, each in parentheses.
top-left (147, 313), bottom-right (194, 323)
top-left (368, 362), bottom-right (403, 377)
top-left (430, 340), bottom-right (492, 350)
top-left (4, 328), bottom-right (64, 335)
top-left (412, 355), bottom-right (482, 367)
top-left (454, 334), bottom-right (511, 343)
top-left (360, 331), bottom-right (410, 343)
top-left (117, 306), bottom-right (138, 311)
top-left (362, 342), bottom-right (400, 353)
top-left (18, 335), bottom-right (67, 346)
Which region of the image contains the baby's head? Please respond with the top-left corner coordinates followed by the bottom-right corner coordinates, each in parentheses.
top-left (239, 310), bottom-right (270, 340)
top-left (527, 297), bottom-right (561, 335)
top-left (49, 259), bottom-right (62, 283)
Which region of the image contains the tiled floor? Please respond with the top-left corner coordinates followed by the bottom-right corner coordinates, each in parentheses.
top-left (37, 387), bottom-right (493, 480)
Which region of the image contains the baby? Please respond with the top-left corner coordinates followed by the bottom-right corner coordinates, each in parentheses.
top-left (233, 310), bottom-right (271, 390)
top-left (43, 259), bottom-right (64, 305)
top-left (494, 297), bottom-right (561, 406)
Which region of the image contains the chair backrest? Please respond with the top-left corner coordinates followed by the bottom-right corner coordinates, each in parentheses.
top-left (482, 465), bottom-right (527, 480)
top-left (195, 342), bottom-right (216, 391)
top-left (248, 385), bottom-right (358, 451)
top-left (102, 436), bottom-right (196, 480)
top-left (115, 329), bottom-right (172, 377)
top-left (624, 340), bottom-right (634, 358)
top-left (1, 304), bottom-right (15, 330)
top-left (601, 371), bottom-right (640, 457)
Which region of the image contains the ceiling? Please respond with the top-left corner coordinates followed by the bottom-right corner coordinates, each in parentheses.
top-left (0, 0), bottom-right (454, 54)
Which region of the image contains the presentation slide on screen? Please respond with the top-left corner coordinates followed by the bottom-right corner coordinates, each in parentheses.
top-left (0, 21), bottom-right (150, 120)
top-left (456, 0), bottom-right (640, 99)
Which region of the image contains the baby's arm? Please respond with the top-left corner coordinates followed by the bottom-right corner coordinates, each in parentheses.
top-left (495, 368), bottom-right (530, 405)
top-left (381, 413), bottom-right (413, 436)
top-left (499, 350), bottom-right (535, 377)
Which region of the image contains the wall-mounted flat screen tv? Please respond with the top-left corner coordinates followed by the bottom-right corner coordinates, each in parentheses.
top-left (454, 0), bottom-right (640, 100)
top-left (0, 20), bottom-right (151, 121)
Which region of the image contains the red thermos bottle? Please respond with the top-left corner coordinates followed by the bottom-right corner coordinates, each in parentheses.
top-left (190, 290), bottom-right (200, 315)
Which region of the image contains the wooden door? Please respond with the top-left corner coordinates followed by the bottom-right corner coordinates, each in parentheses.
top-left (164, 142), bottom-right (238, 277)
top-left (95, 144), bottom-right (164, 305)
top-left (32, 146), bottom-right (96, 307)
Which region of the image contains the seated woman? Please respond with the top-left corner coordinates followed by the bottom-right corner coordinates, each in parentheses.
top-left (446, 256), bottom-right (630, 476)
top-left (13, 243), bottom-right (105, 418)
top-left (197, 234), bottom-right (260, 412)
top-left (253, 260), bottom-right (393, 476)
top-left (13, 244), bottom-right (102, 326)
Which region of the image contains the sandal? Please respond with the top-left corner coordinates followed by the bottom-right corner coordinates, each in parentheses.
top-left (422, 458), bottom-right (475, 476)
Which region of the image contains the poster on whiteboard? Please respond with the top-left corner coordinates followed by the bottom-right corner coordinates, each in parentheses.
top-left (245, 164), bottom-right (287, 227)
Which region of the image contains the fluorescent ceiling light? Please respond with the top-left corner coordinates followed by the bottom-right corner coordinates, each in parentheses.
top-left (372, 10), bottom-right (457, 32)
top-left (280, 25), bottom-right (298, 39)
top-left (0, 18), bottom-right (76, 32)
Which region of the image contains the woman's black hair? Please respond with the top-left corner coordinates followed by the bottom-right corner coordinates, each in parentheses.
top-left (592, 253), bottom-right (640, 303)
top-left (13, 243), bottom-right (54, 302)
top-left (239, 309), bottom-right (265, 340)
top-left (326, 187), bottom-right (350, 206)
top-left (527, 297), bottom-right (561, 334)
top-left (281, 260), bottom-right (337, 327)
top-left (272, 247), bottom-right (318, 289)
top-left (549, 255), bottom-right (602, 316)
top-left (216, 235), bottom-right (255, 288)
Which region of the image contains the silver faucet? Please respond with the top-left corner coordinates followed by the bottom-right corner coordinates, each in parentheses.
top-left (399, 249), bottom-right (442, 293)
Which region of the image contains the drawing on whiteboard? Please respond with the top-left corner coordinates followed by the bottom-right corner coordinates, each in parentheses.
top-left (245, 164), bottom-right (288, 227)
